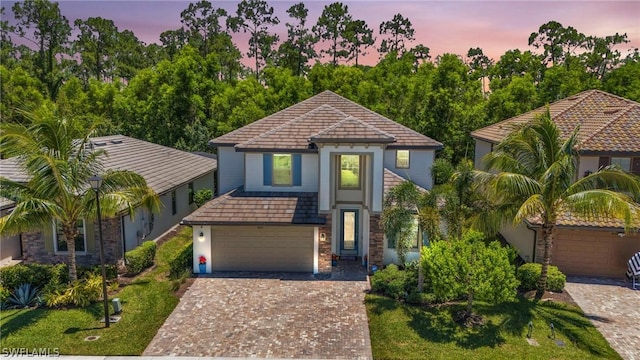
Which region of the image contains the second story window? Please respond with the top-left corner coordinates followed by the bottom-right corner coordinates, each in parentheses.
top-left (339, 155), bottom-right (361, 189)
top-left (273, 154), bottom-right (293, 186)
top-left (396, 150), bottom-right (410, 169)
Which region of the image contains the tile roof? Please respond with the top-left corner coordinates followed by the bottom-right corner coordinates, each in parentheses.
top-left (527, 211), bottom-right (640, 231)
top-left (384, 168), bottom-right (427, 194)
top-left (309, 116), bottom-right (396, 143)
top-left (0, 135), bottom-right (217, 197)
top-left (182, 187), bottom-right (325, 225)
top-left (212, 90), bottom-right (442, 150)
top-left (471, 90), bottom-right (640, 153)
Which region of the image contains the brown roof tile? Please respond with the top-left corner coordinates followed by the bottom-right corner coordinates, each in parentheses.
top-left (471, 90), bottom-right (640, 153)
top-left (384, 168), bottom-right (427, 194)
top-left (309, 116), bottom-right (396, 143)
top-left (527, 211), bottom-right (640, 231)
top-left (182, 188), bottom-right (325, 225)
top-left (212, 91), bottom-right (442, 150)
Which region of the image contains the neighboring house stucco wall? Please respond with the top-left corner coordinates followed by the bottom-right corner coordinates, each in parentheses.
top-left (0, 208), bottom-right (21, 261)
top-left (217, 147), bottom-right (244, 195)
top-left (383, 149), bottom-right (435, 190)
top-left (244, 153), bottom-right (319, 192)
top-left (578, 156), bottom-right (600, 177)
top-left (500, 223), bottom-right (536, 262)
top-left (474, 140), bottom-right (492, 170)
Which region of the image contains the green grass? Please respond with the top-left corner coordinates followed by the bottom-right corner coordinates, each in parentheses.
top-left (366, 294), bottom-right (621, 360)
top-left (0, 228), bottom-right (193, 355)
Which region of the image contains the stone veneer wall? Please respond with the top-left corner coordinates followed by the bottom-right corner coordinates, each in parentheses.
top-left (317, 214), bottom-right (332, 274)
top-left (21, 216), bottom-right (123, 266)
top-left (369, 214), bottom-right (384, 268)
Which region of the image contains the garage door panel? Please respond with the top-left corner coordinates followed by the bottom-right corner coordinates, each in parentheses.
top-left (211, 226), bottom-right (314, 272)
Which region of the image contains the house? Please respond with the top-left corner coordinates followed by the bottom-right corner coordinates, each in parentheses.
top-left (0, 135), bottom-right (217, 266)
top-left (183, 91), bottom-right (442, 274)
top-left (471, 89), bottom-right (640, 278)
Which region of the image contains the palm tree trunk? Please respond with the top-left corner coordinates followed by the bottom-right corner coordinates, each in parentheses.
top-left (63, 226), bottom-right (78, 282)
top-left (418, 238), bottom-right (424, 292)
top-left (536, 224), bottom-right (554, 299)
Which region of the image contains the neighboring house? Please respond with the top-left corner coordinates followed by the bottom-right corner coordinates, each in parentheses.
top-left (183, 91), bottom-right (442, 274)
top-left (0, 135), bottom-right (217, 266)
top-left (471, 89), bottom-right (640, 278)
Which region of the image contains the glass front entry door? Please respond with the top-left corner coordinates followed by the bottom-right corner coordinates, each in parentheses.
top-left (340, 209), bottom-right (358, 255)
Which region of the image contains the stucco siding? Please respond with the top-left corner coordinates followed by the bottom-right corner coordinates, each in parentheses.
top-left (244, 153), bottom-right (319, 192)
top-left (474, 140), bottom-right (493, 171)
top-left (218, 147), bottom-right (245, 195)
top-left (578, 156), bottom-right (600, 177)
top-left (383, 149), bottom-right (435, 190)
top-left (500, 223), bottom-right (536, 262)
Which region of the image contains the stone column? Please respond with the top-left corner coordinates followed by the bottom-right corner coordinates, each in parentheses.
top-left (369, 214), bottom-right (384, 268)
top-left (317, 214), bottom-right (332, 274)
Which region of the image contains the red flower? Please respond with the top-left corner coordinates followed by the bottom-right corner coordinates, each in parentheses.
top-left (199, 255), bottom-right (206, 264)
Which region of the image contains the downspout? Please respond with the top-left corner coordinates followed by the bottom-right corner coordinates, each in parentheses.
top-left (531, 227), bottom-right (538, 263)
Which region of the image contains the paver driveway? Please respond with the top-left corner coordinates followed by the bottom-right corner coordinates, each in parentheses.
top-left (565, 277), bottom-right (640, 360)
top-left (144, 268), bottom-right (372, 359)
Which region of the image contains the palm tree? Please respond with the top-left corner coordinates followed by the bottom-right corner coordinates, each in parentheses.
top-left (0, 110), bottom-right (160, 282)
top-left (474, 108), bottom-right (640, 298)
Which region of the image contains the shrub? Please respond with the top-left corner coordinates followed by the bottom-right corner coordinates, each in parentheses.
top-left (371, 264), bottom-right (417, 299)
top-left (0, 263), bottom-right (68, 290)
top-left (78, 264), bottom-right (118, 280)
top-left (194, 189), bottom-right (213, 207)
top-left (169, 242), bottom-right (193, 280)
top-left (517, 263), bottom-right (566, 292)
top-left (42, 274), bottom-right (103, 308)
top-left (7, 284), bottom-right (40, 308)
top-left (0, 284), bottom-right (10, 303)
top-left (431, 158), bottom-right (455, 185)
top-left (406, 291), bottom-right (437, 305)
top-left (125, 240), bottom-right (157, 276)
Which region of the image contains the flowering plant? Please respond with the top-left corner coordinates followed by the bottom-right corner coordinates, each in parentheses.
top-left (199, 255), bottom-right (206, 265)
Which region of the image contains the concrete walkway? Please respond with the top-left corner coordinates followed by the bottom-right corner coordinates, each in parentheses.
top-left (564, 277), bottom-right (640, 360)
top-left (144, 262), bottom-right (372, 359)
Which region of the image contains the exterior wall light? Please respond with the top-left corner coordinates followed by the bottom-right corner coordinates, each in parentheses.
top-left (198, 231), bottom-right (205, 242)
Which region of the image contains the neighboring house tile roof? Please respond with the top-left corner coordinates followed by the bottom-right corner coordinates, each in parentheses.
top-left (212, 90), bottom-right (442, 150)
top-left (0, 135), bottom-right (217, 199)
top-left (527, 212), bottom-right (640, 230)
top-left (181, 187), bottom-right (325, 225)
top-left (471, 89), bottom-right (640, 153)
top-left (383, 169), bottom-right (427, 193)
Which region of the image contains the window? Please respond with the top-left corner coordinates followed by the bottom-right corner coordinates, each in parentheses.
top-left (611, 157), bottom-right (631, 172)
top-left (54, 220), bottom-right (86, 253)
top-left (273, 154), bottom-right (292, 186)
top-left (386, 219), bottom-right (427, 250)
top-left (396, 150), bottom-right (410, 169)
top-left (188, 182), bottom-right (194, 205)
top-left (339, 155), bottom-right (361, 189)
top-left (171, 190), bottom-right (177, 215)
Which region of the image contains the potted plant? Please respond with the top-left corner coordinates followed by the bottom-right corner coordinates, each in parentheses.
top-left (199, 255), bottom-right (207, 274)
top-left (332, 253), bottom-right (338, 266)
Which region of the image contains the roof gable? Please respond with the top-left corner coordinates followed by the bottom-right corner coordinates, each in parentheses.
top-left (309, 116), bottom-right (395, 143)
top-left (471, 90), bottom-right (640, 153)
top-left (212, 90), bottom-right (442, 150)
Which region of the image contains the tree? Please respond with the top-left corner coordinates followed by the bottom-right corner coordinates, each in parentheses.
top-left (378, 13), bottom-right (415, 56)
top-left (475, 108), bottom-right (640, 297)
top-left (602, 61), bottom-right (640, 101)
top-left (277, 2), bottom-right (317, 76)
top-left (73, 17), bottom-right (119, 82)
top-left (342, 19), bottom-right (374, 66)
top-left (228, 0), bottom-right (280, 78)
top-left (313, 2), bottom-right (351, 66)
top-left (528, 21), bottom-right (586, 66)
top-left (179, 0), bottom-right (228, 56)
top-left (12, 0), bottom-right (71, 99)
top-left (0, 110), bottom-right (160, 282)
top-left (422, 230), bottom-right (519, 320)
top-left (582, 33), bottom-right (629, 79)
top-left (466, 47), bottom-right (493, 97)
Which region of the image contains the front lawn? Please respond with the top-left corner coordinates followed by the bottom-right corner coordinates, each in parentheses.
top-left (0, 227), bottom-right (192, 355)
top-left (366, 294), bottom-right (620, 360)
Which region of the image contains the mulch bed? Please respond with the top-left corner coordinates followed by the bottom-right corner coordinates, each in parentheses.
top-left (522, 289), bottom-right (578, 307)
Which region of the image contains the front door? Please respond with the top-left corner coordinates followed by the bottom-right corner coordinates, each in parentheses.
top-left (340, 209), bottom-right (358, 256)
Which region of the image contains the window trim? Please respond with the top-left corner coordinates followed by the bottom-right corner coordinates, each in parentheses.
top-left (272, 153), bottom-right (293, 186)
top-left (611, 157), bottom-right (631, 172)
top-left (338, 154), bottom-right (362, 190)
top-left (396, 150), bottom-right (410, 169)
top-left (53, 219), bottom-right (87, 254)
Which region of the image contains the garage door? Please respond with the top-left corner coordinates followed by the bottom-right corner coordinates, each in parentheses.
top-left (553, 229), bottom-right (640, 278)
top-left (211, 226), bottom-right (314, 272)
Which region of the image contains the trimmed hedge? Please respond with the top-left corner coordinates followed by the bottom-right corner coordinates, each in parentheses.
top-left (125, 240), bottom-right (157, 276)
top-left (517, 263), bottom-right (566, 292)
top-left (370, 264), bottom-right (418, 299)
top-left (0, 263), bottom-right (68, 290)
top-left (169, 242), bottom-right (193, 280)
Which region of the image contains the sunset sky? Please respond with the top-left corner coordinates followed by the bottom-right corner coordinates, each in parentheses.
top-left (5, 0), bottom-right (640, 66)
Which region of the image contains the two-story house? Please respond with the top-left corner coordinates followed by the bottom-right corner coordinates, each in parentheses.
top-left (184, 91), bottom-right (442, 274)
top-left (471, 89), bottom-right (640, 278)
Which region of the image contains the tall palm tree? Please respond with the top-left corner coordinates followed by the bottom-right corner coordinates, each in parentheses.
top-left (0, 110), bottom-right (160, 282)
top-left (474, 108), bottom-right (640, 297)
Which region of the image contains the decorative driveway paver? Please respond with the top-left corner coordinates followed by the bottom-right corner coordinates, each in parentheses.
top-left (565, 277), bottom-right (640, 360)
top-left (144, 268), bottom-right (372, 359)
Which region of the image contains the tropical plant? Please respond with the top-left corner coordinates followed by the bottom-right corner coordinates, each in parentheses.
top-left (193, 188), bottom-right (213, 207)
top-left (474, 107), bottom-right (640, 297)
top-left (0, 109), bottom-right (160, 282)
top-left (7, 283), bottom-right (40, 308)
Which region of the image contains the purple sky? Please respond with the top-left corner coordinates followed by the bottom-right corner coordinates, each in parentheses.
top-left (5, 1), bottom-right (640, 66)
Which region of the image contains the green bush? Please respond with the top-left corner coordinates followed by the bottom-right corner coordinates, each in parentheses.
top-left (431, 158), bottom-right (455, 185)
top-left (405, 291), bottom-right (437, 305)
top-left (124, 241), bottom-right (157, 276)
top-left (0, 284), bottom-right (10, 303)
top-left (371, 264), bottom-right (417, 299)
top-left (517, 263), bottom-right (566, 292)
top-left (194, 189), bottom-right (213, 207)
top-left (169, 242), bottom-right (193, 280)
top-left (78, 264), bottom-right (118, 280)
top-left (0, 263), bottom-right (68, 290)
top-left (42, 274), bottom-right (104, 308)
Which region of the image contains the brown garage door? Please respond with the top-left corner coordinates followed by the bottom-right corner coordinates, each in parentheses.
top-left (211, 226), bottom-right (314, 272)
top-left (553, 229), bottom-right (640, 278)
